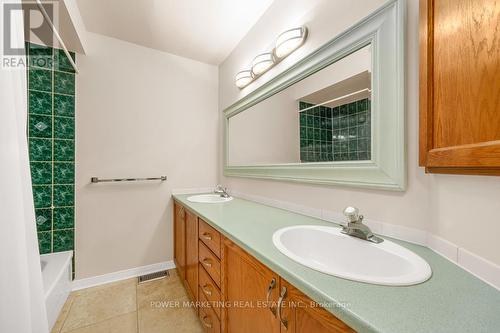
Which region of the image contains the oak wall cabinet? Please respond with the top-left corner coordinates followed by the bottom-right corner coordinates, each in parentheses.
top-left (173, 200), bottom-right (356, 333)
top-left (419, 0), bottom-right (500, 175)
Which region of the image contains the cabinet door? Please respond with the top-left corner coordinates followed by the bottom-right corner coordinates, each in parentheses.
top-left (174, 202), bottom-right (185, 280)
top-left (222, 238), bottom-right (280, 333)
top-left (419, 0), bottom-right (500, 175)
top-left (278, 280), bottom-right (355, 333)
top-left (185, 209), bottom-right (198, 301)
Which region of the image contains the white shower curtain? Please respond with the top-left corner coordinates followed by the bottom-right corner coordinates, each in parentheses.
top-left (0, 1), bottom-right (49, 332)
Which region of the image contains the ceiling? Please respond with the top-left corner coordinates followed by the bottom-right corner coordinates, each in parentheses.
top-left (75, 0), bottom-right (274, 64)
top-left (301, 71), bottom-right (371, 109)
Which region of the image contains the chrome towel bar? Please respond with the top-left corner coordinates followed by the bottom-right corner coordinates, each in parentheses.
top-left (90, 176), bottom-right (167, 183)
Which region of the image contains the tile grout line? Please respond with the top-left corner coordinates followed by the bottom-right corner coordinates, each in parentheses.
top-left (51, 44), bottom-right (55, 253)
top-left (28, 112), bottom-right (74, 119)
top-left (62, 310), bottom-right (138, 333)
top-left (54, 294), bottom-right (75, 333)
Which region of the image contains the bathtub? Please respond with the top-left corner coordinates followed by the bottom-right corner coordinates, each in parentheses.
top-left (40, 251), bottom-right (73, 329)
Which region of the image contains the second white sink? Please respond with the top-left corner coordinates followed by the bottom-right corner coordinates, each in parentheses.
top-left (273, 225), bottom-right (431, 286)
top-left (187, 194), bottom-right (233, 203)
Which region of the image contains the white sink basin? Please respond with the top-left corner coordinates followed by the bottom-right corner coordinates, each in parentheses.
top-left (273, 225), bottom-right (431, 286)
top-left (187, 194), bottom-right (233, 203)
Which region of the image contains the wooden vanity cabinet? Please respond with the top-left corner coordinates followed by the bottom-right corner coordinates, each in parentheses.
top-left (279, 280), bottom-right (355, 333)
top-left (185, 209), bottom-right (199, 302)
top-left (173, 202), bottom-right (186, 280)
top-left (173, 201), bottom-right (355, 333)
top-left (419, 0), bottom-right (500, 175)
top-left (221, 238), bottom-right (281, 333)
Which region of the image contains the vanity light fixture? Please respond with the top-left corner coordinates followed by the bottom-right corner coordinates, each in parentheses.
top-left (235, 70), bottom-right (254, 88)
top-left (251, 52), bottom-right (275, 76)
top-left (274, 27), bottom-right (308, 58)
top-left (235, 26), bottom-right (308, 89)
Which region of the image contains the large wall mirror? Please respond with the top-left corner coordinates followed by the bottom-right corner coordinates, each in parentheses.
top-left (224, 0), bottom-right (406, 190)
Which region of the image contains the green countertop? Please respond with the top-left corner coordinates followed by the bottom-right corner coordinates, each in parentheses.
top-left (173, 194), bottom-right (500, 333)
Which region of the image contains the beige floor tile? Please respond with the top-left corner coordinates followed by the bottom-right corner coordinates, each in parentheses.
top-left (138, 295), bottom-right (203, 333)
top-left (72, 278), bottom-right (137, 297)
top-left (137, 270), bottom-right (188, 310)
top-left (61, 278), bottom-right (137, 332)
top-left (64, 312), bottom-right (137, 333)
top-left (137, 270), bottom-right (203, 333)
top-left (51, 293), bottom-right (76, 333)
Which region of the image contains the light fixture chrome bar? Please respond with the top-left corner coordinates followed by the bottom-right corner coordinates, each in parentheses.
top-left (299, 88), bottom-right (372, 113)
top-left (90, 176), bottom-right (167, 183)
top-left (35, 0), bottom-right (79, 73)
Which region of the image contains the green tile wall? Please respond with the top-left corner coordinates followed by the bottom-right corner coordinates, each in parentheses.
top-left (26, 43), bottom-right (76, 262)
top-left (299, 98), bottom-right (371, 162)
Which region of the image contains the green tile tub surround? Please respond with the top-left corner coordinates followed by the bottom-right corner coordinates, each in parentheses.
top-left (29, 114), bottom-right (52, 138)
top-left (54, 71), bottom-right (75, 95)
top-left (35, 208), bottom-right (52, 232)
top-left (53, 185), bottom-right (75, 207)
top-left (53, 229), bottom-right (74, 252)
top-left (29, 90), bottom-right (52, 115)
top-left (299, 98), bottom-right (371, 162)
top-left (30, 162), bottom-right (52, 185)
top-left (28, 68), bottom-right (52, 92)
top-left (54, 48), bottom-right (76, 73)
top-left (26, 42), bottom-right (76, 262)
top-left (54, 162), bottom-right (75, 184)
top-left (54, 116), bottom-right (75, 139)
top-left (54, 94), bottom-right (75, 117)
top-left (53, 207), bottom-right (74, 229)
top-left (174, 194), bottom-right (500, 333)
top-left (32, 185), bottom-right (51, 209)
top-left (37, 231), bottom-right (52, 254)
top-left (28, 43), bottom-right (53, 69)
top-left (29, 138), bottom-right (52, 161)
top-left (54, 140), bottom-right (75, 161)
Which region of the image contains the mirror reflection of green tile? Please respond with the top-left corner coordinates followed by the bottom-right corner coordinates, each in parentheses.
top-left (26, 42), bottom-right (76, 267)
top-left (299, 99), bottom-right (371, 162)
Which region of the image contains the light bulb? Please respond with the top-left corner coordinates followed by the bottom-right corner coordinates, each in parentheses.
top-left (251, 52), bottom-right (275, 76)
top-left (235, 70), bottom-right (253, 88)
top-left (275, 27), bottom-right (307, 58)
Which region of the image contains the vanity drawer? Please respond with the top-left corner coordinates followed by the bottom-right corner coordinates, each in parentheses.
top-left (198, 263), bottom-right (221, 319)
top-left (198, 286), bottom-right (221, 333)
top-left (199, 218), bottom-right (221, 258)
top-left (199, 241), bottom-right (221, 287)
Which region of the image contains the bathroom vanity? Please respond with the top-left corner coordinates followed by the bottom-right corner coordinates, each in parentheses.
top-left (172, 195), bottom-right (500, 333)
top-left (174, 200), bottom-right (354, 332)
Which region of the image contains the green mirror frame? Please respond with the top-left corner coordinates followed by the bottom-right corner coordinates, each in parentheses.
top-left (223, 0), bottom-right (406, 191)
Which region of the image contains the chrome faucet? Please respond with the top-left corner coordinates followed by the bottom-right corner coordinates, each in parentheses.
top-left (340, 207), bottom-right (383, 244)
top-left (214, 184), bottom-right (230, 198)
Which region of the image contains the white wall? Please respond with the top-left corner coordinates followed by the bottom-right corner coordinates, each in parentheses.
top-left (219, 0), bottom-right (500, 266)
top-left (76, 32), bottom-right (218, 279)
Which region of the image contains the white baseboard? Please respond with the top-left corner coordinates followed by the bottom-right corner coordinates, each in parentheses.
top-left (72, 260), bottom-right (176, 291)
top-left (232, 191), bottom-right (500, 291)
top-left (427, 234), bottom-right (458, 263)
top-left (457, 248), bottom-right (500, 291)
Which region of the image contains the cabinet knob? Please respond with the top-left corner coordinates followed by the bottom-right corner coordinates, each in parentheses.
top-left (201, 284), bottom-right (212, 296)
top-left (201, 315), bottom-right (213, 328)
top-left (202, 232), bottom-right (212, 241)
top-left (201, 258), bottom-right (212, 268)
